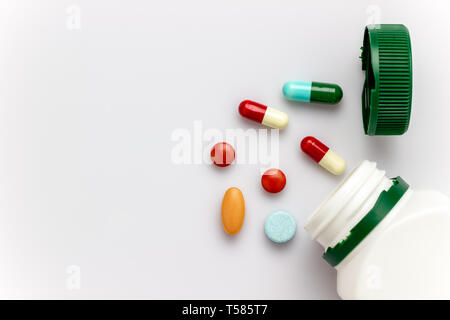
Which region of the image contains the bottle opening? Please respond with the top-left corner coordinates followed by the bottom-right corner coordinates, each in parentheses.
top-left (305, 161), bottom-right (393, 249)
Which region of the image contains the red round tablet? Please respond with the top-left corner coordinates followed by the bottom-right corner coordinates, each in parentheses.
top-left (261, 168), bottom-right (286, 193)
top-left (211, 142), bottom-right (235, 167)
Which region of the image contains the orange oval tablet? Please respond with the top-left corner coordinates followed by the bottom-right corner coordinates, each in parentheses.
top-left (221, 187), bottom-right (245, 235)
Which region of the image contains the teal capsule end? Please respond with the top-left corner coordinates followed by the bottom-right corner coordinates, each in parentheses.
top-left (282, 81), bottom-right (312, 102)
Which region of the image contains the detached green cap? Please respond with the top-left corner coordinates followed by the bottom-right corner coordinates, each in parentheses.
top-left (361, 24), bottom-right (412, 135)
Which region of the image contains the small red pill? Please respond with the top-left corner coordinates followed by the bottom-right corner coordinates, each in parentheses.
top-left (261, 168), bottom-right (286, 193)
top-left (211, 142), bottom-right (235, 167)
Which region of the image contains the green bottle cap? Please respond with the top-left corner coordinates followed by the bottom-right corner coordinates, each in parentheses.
top-left (361, 24), bottom-right (413, 136)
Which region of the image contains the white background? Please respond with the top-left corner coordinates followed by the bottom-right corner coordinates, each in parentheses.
top-left (0, 0), bottom-right (449, 299)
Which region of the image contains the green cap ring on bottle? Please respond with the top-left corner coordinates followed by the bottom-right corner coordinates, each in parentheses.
top-left (361, 24), bottom-right (413, 136)
top-left (323, 176), bottom-right (409, 267)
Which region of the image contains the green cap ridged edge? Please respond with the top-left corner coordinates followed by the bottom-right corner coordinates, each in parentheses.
top-left (323, 177), bottom-right (409, 267)
top-left (361, 24), bottom-right (413, 135)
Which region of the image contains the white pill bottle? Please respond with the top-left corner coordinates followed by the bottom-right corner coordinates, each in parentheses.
top-left (306, 160), bottom-right (450, 299)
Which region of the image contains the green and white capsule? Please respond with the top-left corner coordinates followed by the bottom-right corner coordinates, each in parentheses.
top-left (283, 80), bottom-right (343, 104)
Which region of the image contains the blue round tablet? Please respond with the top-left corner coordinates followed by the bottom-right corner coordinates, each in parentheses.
top-left (264, 211), bottom-right (296, 243)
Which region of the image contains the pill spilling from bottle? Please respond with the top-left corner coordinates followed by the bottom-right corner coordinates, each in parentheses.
top-left (211, 142), bottom-right (235, 167)
top-left (239, 100), bottom-right (289, 129)
top-left (300, 136), bottom-right (346, 175)
top-left (221, 187), bottom-right (245, 235)
top-left (283, 81), bottom-right (343, 104)
top-left (261, 168), bottom-right (286, 193)
top-left (265, 210), bottom-right (296, 243)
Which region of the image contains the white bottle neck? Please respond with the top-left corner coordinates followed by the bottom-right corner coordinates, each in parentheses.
top-left (305, 161), bottom-right (393, 249)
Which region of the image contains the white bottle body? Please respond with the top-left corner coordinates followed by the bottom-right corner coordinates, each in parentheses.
top-left (306, 161), bottom-right (450, 300)
top-left (337, 189), bottom-right (450, 299)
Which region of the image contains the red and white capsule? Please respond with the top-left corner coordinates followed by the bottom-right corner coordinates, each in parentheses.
top-left (239, 100), bottom-right (289, 129)
top-left (300, 136), bottom-right (346, 175)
